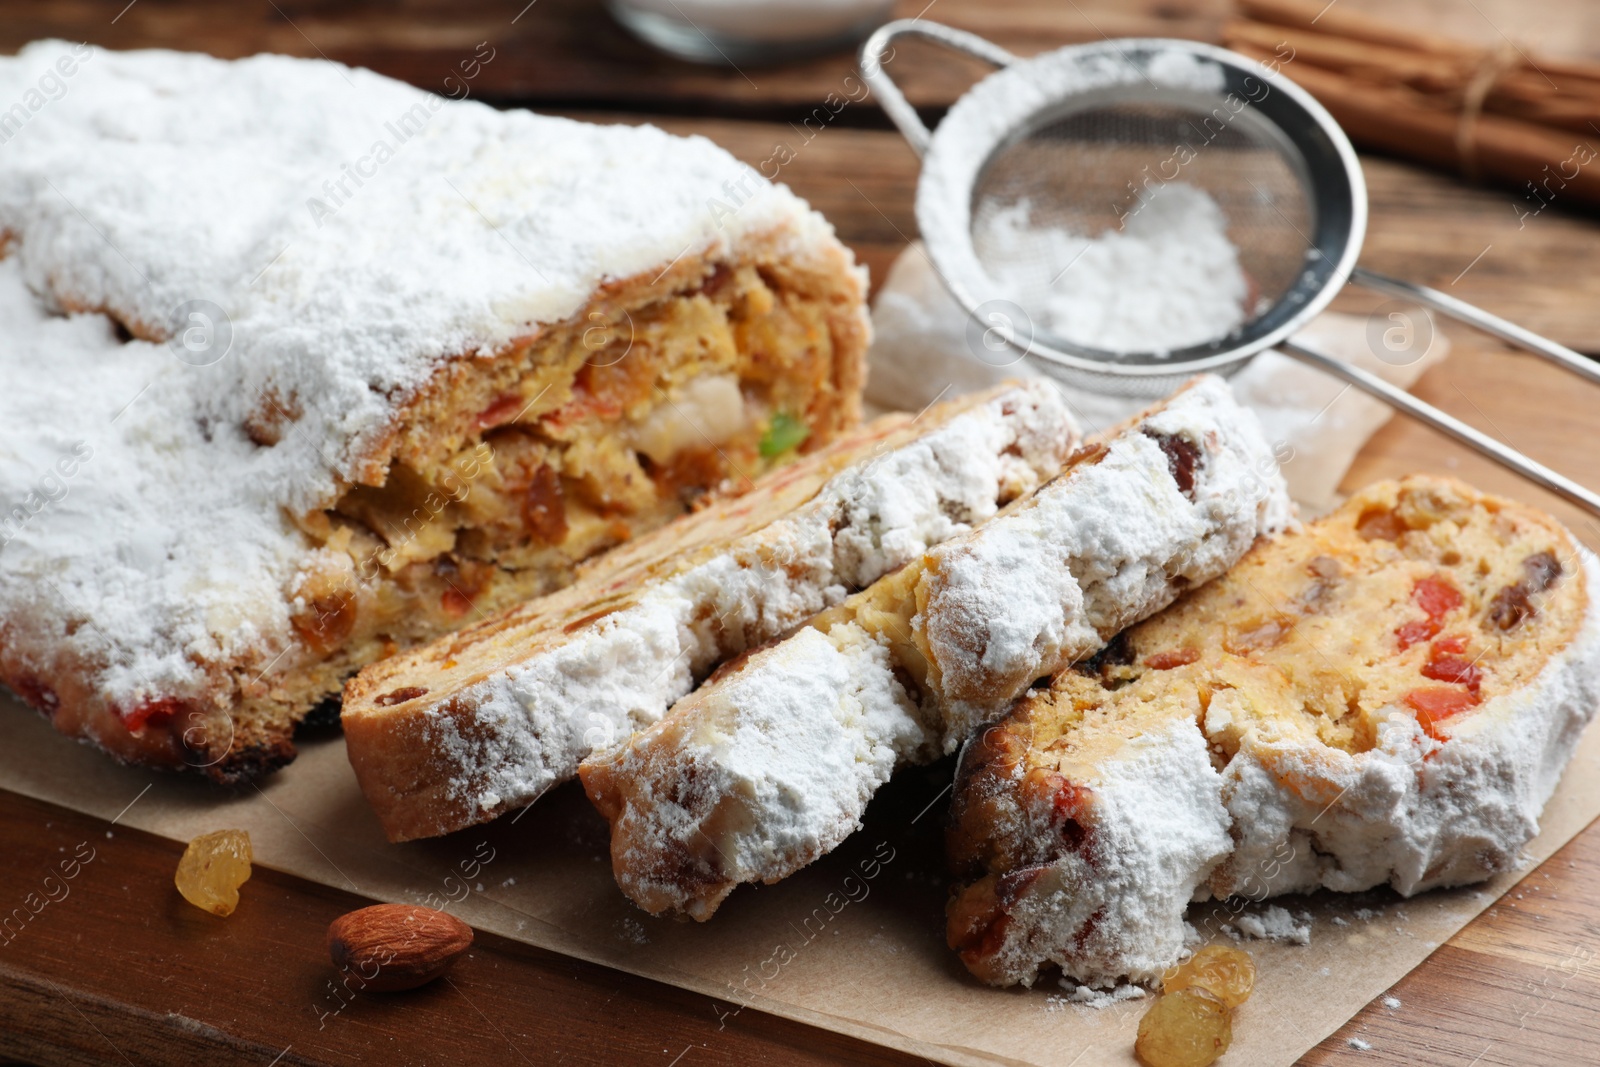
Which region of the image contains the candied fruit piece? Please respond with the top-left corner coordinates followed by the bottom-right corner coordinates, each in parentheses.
top-left (1136, 988), bottom-right (1232, 1067)
top-left (1413, 576), bottom-right (1463, 620)
top-left (175, 829), bottom-right (253, 917)
top-left (1405, 687), bottom-right (1478, 739)
top-left (1163, 945), bottom-right (1257, 1010)
top-left (1145, 647), bottom-right (1201, 670)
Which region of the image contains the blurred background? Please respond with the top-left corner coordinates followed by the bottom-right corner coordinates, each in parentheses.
top-left (4, 0), bottom-right (1597, 346)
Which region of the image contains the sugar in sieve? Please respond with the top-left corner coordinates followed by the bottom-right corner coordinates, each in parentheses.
top-left (861, 21), bottom-right (1600, 517)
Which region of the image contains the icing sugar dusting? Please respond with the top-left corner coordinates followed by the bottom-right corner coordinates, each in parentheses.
top-left (0, 42), bottom-right (838, 713)
top-left (1229, 904), bottom-right (1312, 945)
top-left (973, 184), bottom-right (1251, 355)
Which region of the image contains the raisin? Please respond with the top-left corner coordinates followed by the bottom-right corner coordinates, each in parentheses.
top-left (175, 829), bottom-right (253, 917)
top-left (374, 686), bottom-right (428, 707)
top-left (1306, 555), bottom-right (1343, 580)
top-left (1486, 584), bottom-right (1534, 630)
top-left (698, 263), bottom-right (734, 300)
top-left (292, 591), bottom-right (357, 656)
top-left (522, 464), bottom-right (568, 545)
top-left (435, 556), bottom-right (493, 619)
top-left (1224, 617), bottom-right (1291, 654)
top-left (1298, 556), bottom-right (1343, 611)
top-left (1485, 551), bottom-right (1560, 632)
top-left (1144, 431), bottom-right (1200, 499)
top-left (1163, 945), bottom-right (1257, 1009)
top-left (1145, 648), bottom-right (1201, 670)
top-left (1356, 507), bottom-right (1406, 542)
top-left (1136, 988), bottom-right (1232, 1067)
top-left (1523, 550), bottom-right (1562, 592)
top-left (1078, 632), bottom-right (1136, 679)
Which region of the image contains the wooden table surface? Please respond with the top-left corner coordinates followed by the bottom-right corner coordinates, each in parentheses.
top-left (3, 1), bottom-right (1600, 1065)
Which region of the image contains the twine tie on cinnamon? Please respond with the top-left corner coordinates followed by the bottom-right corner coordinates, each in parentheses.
top-left (1455, 41), bottom-right (1524, 181)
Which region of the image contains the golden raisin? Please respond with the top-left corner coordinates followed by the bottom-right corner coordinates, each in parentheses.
top-left (1136, 988), bottom-right (1232, 1067)
top-left (175, 829), bottom-right (253, 917)
top-left (1164, 945), bottom-right (1257, 1009)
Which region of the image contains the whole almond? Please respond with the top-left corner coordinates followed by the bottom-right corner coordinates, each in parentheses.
top-left (327, 903), bottom-right (473, 992)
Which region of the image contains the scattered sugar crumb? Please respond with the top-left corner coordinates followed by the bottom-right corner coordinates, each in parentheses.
top-left (1054, 978), bottom-right (1147, 1010)
top-left (1382, 996), bottom-right (1402, 1010)
top-left (500, 877), bottom-right (517, 888)
top-left (1233, 904), bottom-right (1311, 945)
top-left (615, 917), bottom-right (650, 945)
top-left (1353, 907), bottom-right (1377, 921)
top-left (1318, 967), bottom-right (1331, 978)
top-left (1349, 1037), bottom-right (1373, 1051)
top-left (1331, 916), bottom-right (1350, 927)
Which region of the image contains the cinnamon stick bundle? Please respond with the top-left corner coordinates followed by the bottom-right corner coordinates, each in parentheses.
top-left (1226, 0), bottom-right (1600, 209)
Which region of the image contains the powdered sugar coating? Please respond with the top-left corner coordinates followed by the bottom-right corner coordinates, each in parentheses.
top-left (918, 41), bottom-right (1228, 323)
top-left (584, 376), bottom-right (1286, 919)
top-left (926, 374), bottom-right (1293, 740)
top-left (612, 623), bottom-right (928, 920)
top-left (0, 42), bottom-right (847, 734)
top-left (426, 383), bottom-right (1076, 821)
top-left (977, 719), bottom-right (1232, 987)
top-left (1213, 549), bottom-right (1600, 901)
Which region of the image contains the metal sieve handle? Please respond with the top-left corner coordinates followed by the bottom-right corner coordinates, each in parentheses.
top-left (1351, 267), bottom-right (1600, 388)
top-left (1281, 338), bottom-right (1600, 518)
top-left (860, 20), bottom-right (1018, 158)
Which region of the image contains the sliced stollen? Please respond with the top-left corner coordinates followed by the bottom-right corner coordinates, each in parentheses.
top-left (0, 43), bottom-right (868, 780)
top-left (946, 475), bottom-right (1600, 988)
top-left (343, 381), bottom-right (1078, 842)
top-left (580, 374), bottom-right (1292, 921)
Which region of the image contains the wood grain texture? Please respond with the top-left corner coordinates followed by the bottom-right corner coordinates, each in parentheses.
top-left (4, 0), bottom-right (1596, 114)
top-left (0, 791), bottom-right (922, 1067)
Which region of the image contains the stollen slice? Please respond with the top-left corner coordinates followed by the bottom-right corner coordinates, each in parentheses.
top-left (946, 475), bottom-right (1600, 987)
top-left (343, 381), bottom-right (1078, 841)
top-left (580, 374), bottom-right (1292, 920)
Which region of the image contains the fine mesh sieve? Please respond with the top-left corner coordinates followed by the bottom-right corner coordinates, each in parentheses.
top-left (862, 21), bottom-right (1600, 517)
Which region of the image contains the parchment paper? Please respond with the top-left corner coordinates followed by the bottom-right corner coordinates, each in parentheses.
top-left (3, 696), bottom-right (1596, 1067)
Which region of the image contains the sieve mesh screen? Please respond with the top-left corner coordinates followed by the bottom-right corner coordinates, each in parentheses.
top-left (969, 95), bottom-right (1313, 361)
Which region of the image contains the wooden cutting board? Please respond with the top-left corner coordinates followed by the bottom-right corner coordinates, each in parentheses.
top-left (1, 1), bottom-right (1598, 1064)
